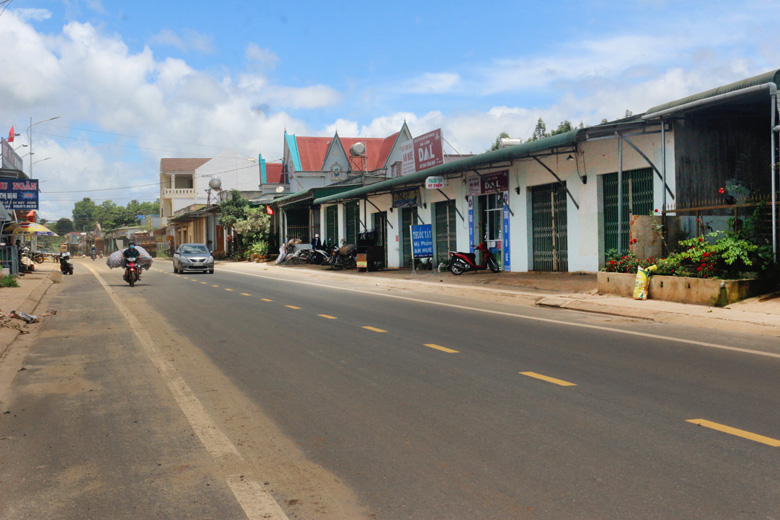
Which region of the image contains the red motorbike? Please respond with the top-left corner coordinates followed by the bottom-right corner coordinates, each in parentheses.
top-left (448, 242), bottom-right (500, 275)
top-left (124, 260), bottom-right (140, 287)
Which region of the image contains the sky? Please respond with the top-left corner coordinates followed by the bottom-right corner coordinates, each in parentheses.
top-left (1, 0), bottom-right (780, 221)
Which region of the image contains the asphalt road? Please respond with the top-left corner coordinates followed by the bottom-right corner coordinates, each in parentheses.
top-left (2, 259), bottom-right (779, 519)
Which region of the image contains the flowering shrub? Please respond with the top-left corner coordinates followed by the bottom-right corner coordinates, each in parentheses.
top-left (603, 232), bottom-right (772, 279)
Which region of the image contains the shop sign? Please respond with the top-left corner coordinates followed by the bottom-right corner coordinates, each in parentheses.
top-left (425, 176), bottom-right (446, 189)
top-left (481, 170), bottom-right (509, 194)
top-left (401, 129), bottom-right (444, 175)
top-left (392, 187), bottom-right (419, 208)
top-left (0, 179), bottom-right (38, 210)
top-left (411, 224), bottom-right (433, 258)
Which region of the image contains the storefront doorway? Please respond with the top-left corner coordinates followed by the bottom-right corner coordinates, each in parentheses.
top-left (531, 183), bottom-right (568, 271)
top-left (400, 206), bottom-right (418, 268)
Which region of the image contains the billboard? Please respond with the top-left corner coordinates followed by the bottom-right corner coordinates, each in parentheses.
top-left (1, 138), bottom-right (24, 171)
top-left (0, 179), bottom-right (39, 209)
top-left (401, 129), bottom-right (444, 175)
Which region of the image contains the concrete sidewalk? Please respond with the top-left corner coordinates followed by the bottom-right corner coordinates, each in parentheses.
top-left (0, 263), bottom-right (60, 354)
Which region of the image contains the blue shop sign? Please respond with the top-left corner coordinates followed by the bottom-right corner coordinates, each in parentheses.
top-left (0, 179), bottom-right (38, 210)
top-left (411, 224), bottom-right (433, 258)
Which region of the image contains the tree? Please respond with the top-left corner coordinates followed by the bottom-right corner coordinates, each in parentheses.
top-left (72, 198), bottom-right (97, 231)
top-left (488, 132), bottom-right (510, 152)
top-left (550, 120), bottom-right (573, 136)
top-left (530, 117), bottom-right (547, 142)
top-left (54, 218), bottom-right (74, 234)
top-left (233, 207), bottom-right (271, 245)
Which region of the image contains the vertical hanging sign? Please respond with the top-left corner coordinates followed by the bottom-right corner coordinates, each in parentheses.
top-left (503, 193), bottom-right (511, 271)
top-left (467, 196), bottom-right (474, 251)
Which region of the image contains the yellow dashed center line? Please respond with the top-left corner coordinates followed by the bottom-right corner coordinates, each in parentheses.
top-left (225, 288), bottom-right (233, 292)
top-left (241, 293), bottom-right (251, 296)
top-left (520, 371), bottom-right (577, 387)
top-left (286, 305), bottom-right (301, 310)
top-left (424, 343), bottom-right (459, 354)
top-left (201, 281), bottom-right (208, 285)
top-left (318, 314), bottom-right (338, 320)
top-left (261, 298), bottom-right (272, 302)
top-left (212, 284), bottom-right (219, 288)
top-left (687, 419), bottom-right (780, 447)
top-left (362, 326), bottom-right (387, 333)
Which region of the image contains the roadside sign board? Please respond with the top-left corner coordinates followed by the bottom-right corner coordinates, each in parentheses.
top-left (411, 224), bottom-right (433, 258)
top-left (425, 176), bottom-right (446, 189)
top-left (0, 179), bottom-right (38, 210)
top-left (401, 129), bottom-right (444, 175)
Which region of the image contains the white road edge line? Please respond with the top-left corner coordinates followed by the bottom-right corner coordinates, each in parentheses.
top-left (218, 267), bottom-right (780, 360)
top-left (84, 264), bottom-right (288, 520)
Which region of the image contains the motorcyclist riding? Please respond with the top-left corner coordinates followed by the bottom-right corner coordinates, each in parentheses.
top-left (123, 242), bottom-right (142, 279)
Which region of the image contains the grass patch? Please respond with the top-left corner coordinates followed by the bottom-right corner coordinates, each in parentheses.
top-left (0, 276), bottom-right (19, 288)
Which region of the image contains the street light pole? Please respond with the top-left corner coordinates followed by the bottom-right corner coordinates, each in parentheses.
top-left (28, 116), bottom-right (59, 177)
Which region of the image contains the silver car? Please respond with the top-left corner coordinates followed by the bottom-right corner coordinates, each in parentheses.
top-left (172, 243), bottom-right (214, 274)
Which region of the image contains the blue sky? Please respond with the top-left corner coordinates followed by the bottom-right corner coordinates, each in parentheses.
top-left (1, 0), bottom-right (780, 220)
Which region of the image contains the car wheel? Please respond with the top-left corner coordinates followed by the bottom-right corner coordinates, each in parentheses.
top-left (209, 269), bottom-right (214, 274)
top-left (173, 265), bottom-right (178, 273)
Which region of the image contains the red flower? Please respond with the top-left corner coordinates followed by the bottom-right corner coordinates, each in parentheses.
top-left (654, 209), bottom-right (658, 213)
top-left (697, 266), bottom-right (702, 271)
top-left (698, 237), bottom-right (703, 242)
top-left (702, 252), bottom-right (709, 257)
top-left (719, 187), bottom-right (725, 194)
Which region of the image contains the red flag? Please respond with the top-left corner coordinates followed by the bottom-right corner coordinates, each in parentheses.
top-left (265, 205), bottom-right (274, 215)
top-left (7, 126), bottom-right (14, 143)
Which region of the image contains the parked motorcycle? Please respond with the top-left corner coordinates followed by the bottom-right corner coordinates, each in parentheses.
top-left (308, 246), bottom-right (331, 265)
top-left (59, 251), bottom-right (74, 275)
top-left (329, 243), bottom-right (357, 270)
top-left (448, 242), bottom-right (500, 275)
top-left (123, 260), bottom-right (140, 287)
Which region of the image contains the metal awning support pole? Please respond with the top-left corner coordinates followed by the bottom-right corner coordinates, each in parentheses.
top-left (366, 198), bottom-right (393, 228)
top-left (436, 189), bottom-right (465, 221)
top-left (532, 156), bottom-right (579, 210)
top-left (661, 119), bottom-right (667, 212)
top-left (621, 134), bottom-right (675, 200)
top-left (772, 90), bottom-right (778, 263)
top-left (618, 134), bottom-right (623, 254)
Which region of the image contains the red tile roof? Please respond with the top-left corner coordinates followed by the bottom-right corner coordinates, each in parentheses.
top-left (340, 133), bottom-right (399, 171)
top-left (265, 163), bottom-right (284, 184)
top-left (294, 132), bottom-right (399, 173)
top-left (295, 137), bottom-right (332, 171)
top-left (160, 158), bottom-right (210, 173)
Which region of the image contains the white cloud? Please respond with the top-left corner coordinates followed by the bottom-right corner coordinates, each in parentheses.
top-left (400, 72), bottom-right (460, 94)
top-left (149, 28), bottom-right (214, 54)
top-left (246, 44), bottom-right (279, 68)
top-left (12, 8), bottom-right (51, 22)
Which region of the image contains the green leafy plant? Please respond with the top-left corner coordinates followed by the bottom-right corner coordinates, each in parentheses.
top-left (0, 275), bottom-right (19, 287)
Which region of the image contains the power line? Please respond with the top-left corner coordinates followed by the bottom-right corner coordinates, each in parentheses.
top-left (44, 163), bottom-right (259, 194)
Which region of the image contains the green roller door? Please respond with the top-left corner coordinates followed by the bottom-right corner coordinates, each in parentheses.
top-left (531, 183), bottom-right (568, 271)
top-left (603, 168), bottom-right (654, 256)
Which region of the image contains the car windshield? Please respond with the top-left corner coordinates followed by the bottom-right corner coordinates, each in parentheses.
top-left (181, 245), bottom-right (209, 255)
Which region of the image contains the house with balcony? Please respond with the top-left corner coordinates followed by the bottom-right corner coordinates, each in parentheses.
top-left (160, 150), bottom-right (263, 252)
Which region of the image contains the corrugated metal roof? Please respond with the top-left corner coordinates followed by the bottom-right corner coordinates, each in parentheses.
top-left (313, 129), bottom-right (581, 205)
top-left (160, 158), bottom-right (210, 173)
top-left (645, 69), bottom-right (780, 116)
top-left (274, 185), bottom-right (360, 207)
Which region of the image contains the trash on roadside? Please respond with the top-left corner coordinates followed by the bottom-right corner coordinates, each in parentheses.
top-left (6, 309), bottom-right (57, 324)
top-left (632, 265), bottom-right (657, 300)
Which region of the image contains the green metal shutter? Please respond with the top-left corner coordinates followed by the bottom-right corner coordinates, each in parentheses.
top-left (602, 168), bottom-right (654, 256)
top-left (401, 207), bottom-right (417, 267)
top-left (325, 206), bottom-right (338, 246)
top-left (346, 202), bottom-right (359, 245)
top-left (531, 183), bottom-right (568, 271)
top-left (434, 200), bottom-right (456, 264)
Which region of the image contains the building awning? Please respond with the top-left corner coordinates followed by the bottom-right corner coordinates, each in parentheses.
top-left (274, 185), bottom-right (361, 208)
top-left (644, 69), bottom-right (780, 118)
top-left (313, 129), bottom-right (581, 205)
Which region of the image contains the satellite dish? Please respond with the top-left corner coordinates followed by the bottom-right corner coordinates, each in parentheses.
top-left (349, 142), bottom-right (366, 156)
top-left (208, 178), bottom-right (222, 190)
top-left (275, 186), bottom-right (285, 193)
